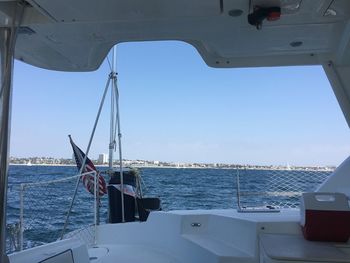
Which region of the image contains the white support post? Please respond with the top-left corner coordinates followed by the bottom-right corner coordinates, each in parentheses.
top-left (323, 61), bottom-right (350, 128)
top-left (0, 3), bottom-right (24, 261)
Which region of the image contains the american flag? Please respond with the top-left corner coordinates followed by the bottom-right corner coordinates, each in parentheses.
top-left (69, 135), bottom-right (107, 196)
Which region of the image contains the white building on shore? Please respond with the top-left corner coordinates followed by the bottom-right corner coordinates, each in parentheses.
top-left (98, 153), bottom-right (108, 164)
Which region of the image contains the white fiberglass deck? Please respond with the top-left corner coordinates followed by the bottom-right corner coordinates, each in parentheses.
top-left (89, 209), bottom-right (302, 263)
top-left (9, 209), bottom-right (350, 263)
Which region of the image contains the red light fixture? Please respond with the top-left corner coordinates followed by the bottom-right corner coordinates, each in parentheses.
top-left (248, 6), bottom-right (281, 30)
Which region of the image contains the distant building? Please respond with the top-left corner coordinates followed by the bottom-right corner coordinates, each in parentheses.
top-left (98, 153), bottom-right (108, 164)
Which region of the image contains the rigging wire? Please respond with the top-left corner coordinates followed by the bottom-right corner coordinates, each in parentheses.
top-left (61, 74), bottom-right (112, 239)
top-left (106, 56), bottom-right (113, 73)
top-left (111, 49), bottom-right (118, 152)
top-left (140, 174), bottom-right (148, 194)
top-left (113, 75), bottom-right (118, 151)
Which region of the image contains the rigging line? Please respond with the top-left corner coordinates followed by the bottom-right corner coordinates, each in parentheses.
top-left (113, 78), bottom-right (120, 146)
top-left (60, 76), bottom-right (112, 239)
top-left (111, 49), bottom-right (118, 151)
top-left (113, 73), bottom-right (118, 150)
top-left (140, 173), bottom-right (148, 194)
top-left (106, 56), bottom-right (113, 73)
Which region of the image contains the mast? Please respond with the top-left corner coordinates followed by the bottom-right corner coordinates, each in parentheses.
top-left (108, 47), bottom-right (116, 170)
top-left (108, 46), bottom-right (125, 222)
top-left (0, 3), bottom-right (24, 262)
top-left (114, 63), bottom-right (125, 223)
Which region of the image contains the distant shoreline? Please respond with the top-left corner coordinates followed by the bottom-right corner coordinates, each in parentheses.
top-left (10, 163), bottom-right (76, 167)
top-left (9, 163), bottom-right (334, 172)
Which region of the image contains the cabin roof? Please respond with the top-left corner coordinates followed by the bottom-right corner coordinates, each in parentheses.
top-left (4, 0), bottom-right (350, 72)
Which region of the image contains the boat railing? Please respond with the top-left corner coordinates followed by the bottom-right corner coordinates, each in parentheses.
top-left (235, 168), bottom-right (332, 211)
top-left (6, 222), bottom-right (21, 252)
top-left (13, 170), bottom-right (103, 251)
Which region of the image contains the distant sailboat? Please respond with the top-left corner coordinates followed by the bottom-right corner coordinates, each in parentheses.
top-left (286, 163), bottom-right (291, 170)
top-left (26, 160), bottom-right (32, 166)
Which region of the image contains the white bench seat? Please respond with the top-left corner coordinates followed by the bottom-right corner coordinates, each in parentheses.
top-left (183, 234), bottom-right (251, 257)
top-left (260, 234), bottom-right (350, 263)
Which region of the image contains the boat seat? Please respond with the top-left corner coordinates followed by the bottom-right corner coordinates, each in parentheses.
top-left (182, 233), bottom-right (254, 262)
top-left (107, 186), bottom-right (136, 223)
top-left (137, 197), bottom-right (161, 221)
top-left (260, 233), bottom-right (350, 263)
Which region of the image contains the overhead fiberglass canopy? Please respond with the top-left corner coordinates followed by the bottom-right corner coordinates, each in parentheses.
top-left (1, 0), bottom-right (350, 71)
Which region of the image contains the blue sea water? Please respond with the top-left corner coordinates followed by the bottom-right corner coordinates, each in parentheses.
top-left (5, 165), bottom-right (331, 252)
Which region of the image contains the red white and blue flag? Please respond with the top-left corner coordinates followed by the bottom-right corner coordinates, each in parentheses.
top-left (69, 135), bottom-right (107, 196)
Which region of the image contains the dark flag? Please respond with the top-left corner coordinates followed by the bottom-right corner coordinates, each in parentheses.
top-left (69, 135), bottom-right (107, 196)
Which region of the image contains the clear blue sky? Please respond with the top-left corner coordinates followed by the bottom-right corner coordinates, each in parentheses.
top-left (10, 41), bottom-right (350, 166)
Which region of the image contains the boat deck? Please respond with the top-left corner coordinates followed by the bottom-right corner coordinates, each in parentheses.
top-left (89, 209), bottom-right (301, 263)
top-left (9, 209), bottom-right (350, 263)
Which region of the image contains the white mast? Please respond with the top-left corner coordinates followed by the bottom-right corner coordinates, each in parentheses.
top-left (109, 46), bottom-right (125, 222)
top-left (108, 47), bottom-right (116, 170)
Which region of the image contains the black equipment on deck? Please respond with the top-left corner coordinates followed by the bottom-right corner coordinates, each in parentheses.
top-left (108, 169), bottom-right (161, 223)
